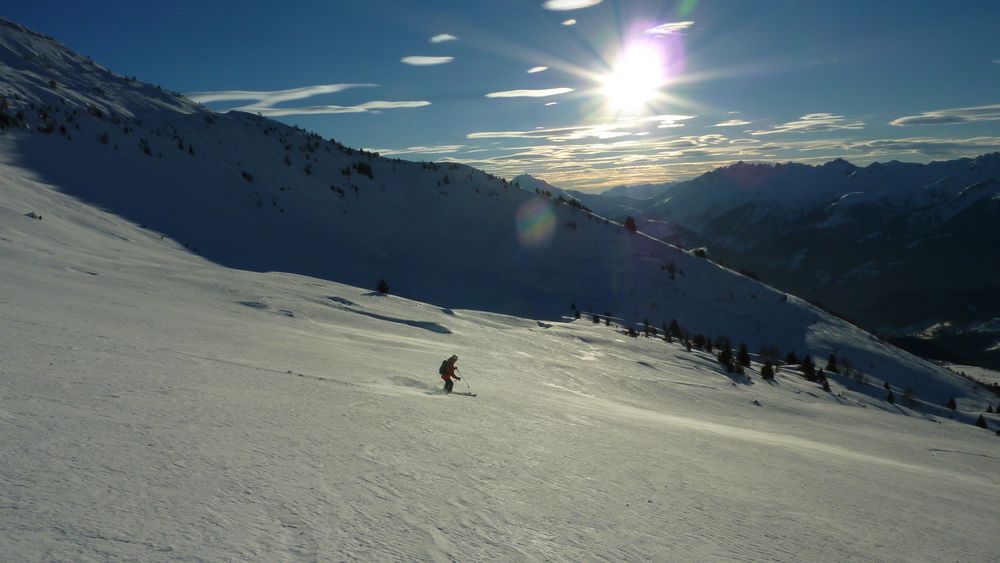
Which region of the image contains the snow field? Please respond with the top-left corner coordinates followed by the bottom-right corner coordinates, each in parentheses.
top-left (2, 195), bottom-right (998, 560)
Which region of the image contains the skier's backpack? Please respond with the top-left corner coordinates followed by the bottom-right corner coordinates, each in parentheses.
top-left (439, 360), bottom-right (449, 376)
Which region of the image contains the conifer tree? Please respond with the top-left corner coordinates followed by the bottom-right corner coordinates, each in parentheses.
top-left (761, 361), bottom-right (775, 381)
top-left (826, 353), bottom-right (838, 373)
top-left (886, 390), bottom-right (895, 404)
top-left (947, 397), bottom-right (957, 411)
top-left (799, 356), bottom-right (816, 381)
top-left (669, 319), bottom-right (682, 339)
top-left (737, 343), bottom-right (751, 368)
top-left (975, 414), bottom-right (988, 429)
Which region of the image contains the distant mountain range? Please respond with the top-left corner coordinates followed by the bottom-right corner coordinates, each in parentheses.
top-left (600, 181), bottom-right (680, 200)
top-left (520, 153), bottom-right (1000, 369)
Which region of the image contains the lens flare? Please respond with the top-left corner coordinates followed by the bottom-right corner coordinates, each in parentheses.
top-left (515, 199), bottom-right (556, 248)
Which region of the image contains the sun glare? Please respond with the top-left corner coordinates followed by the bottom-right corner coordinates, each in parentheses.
top-left (600, 44), bottom-right (666, 114)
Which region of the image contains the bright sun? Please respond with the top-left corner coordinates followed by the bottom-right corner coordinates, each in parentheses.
top-left (600, 44), bottom-right (666, 114)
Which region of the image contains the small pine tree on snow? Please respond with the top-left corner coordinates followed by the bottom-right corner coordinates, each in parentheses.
top-left (574, 309), bottom-right (581, 320)
top-left (947, 397), bottom-right (957, 411)
top-left (705, 337), bottom-right (713, 354)
top-left (376, 278), bottom-right (390, 294)
top-left (886, 390), bottom-right (895, 404)
top-left (883, 381), bottom-right (891, 391)
top-left (826, 353), bottom-right (838, 373)
top-left (624, 216), bottom-right (637, 233)
top-left (822, 379), bottom-right (831, 392)
top-left (785, 351), bottom-right (798, 365)
top-left (975, 414), bottom-right (988, 429)
top-left (668, 318), bottom-right (682, 339)
top-left (988, 404), bottom-right (995, 414)
top-left (717, 336), bottom-right (733, 370)
top-left (737, 343), bottom-right (751, 368)
top-left (800, 356), bottom-right (816, 381)
top-left (761, 361), bottom-right (775, 381)
top-left (592, 313), bottom-right (600, 324)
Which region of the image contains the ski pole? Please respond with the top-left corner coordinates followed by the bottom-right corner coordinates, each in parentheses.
top-left (457, 368), bottom-right (472, 391)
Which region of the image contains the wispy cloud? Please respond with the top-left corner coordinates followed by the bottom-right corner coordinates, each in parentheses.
top-left (467, 114), bottom-right (694, 141)
top-left (644, 21), bottom-right (694, 35)
top-left (401, 56), bottom-right (454, 66)
top-left (429, 33), bottom-right (458, 43)
top-left (485, 87), bottom-right (574, 98)
top-left (186, 84), bottom-right (428, 116)
top-left (366, 144), bottom-right (465, 156)
top-left (750, 113), bottom-right (864, 135)
top-left (542, 0), bottom-right (602, 11)
top-left (545, 102), bottom-right (558, 106)
top-left (562, 19), bottom-right (577, 26)
top-left (527, 66), bottom-right (548, 73)
top-left (844, 136), bottom-right (1000, 156)
top-left (889, 104), bottom-right (1000, 126)
top-left (187, 83), bottom-right (375, 105)
top-left (714, 119), bottom-right (751, 127)
top-left (251, 100), bottom-right (430, 117)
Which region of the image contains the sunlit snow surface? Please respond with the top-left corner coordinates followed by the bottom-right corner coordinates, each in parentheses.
top-left (1, 165), bottom-right (998, 561)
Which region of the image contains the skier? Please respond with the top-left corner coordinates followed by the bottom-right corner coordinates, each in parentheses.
top-left (439, 354), bottom-right (461, 393)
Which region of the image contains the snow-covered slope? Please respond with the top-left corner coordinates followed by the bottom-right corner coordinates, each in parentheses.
top-left (2, 150), bottom-right (1000, 560)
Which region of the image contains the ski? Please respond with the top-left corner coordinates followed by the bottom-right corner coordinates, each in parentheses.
top-left (450, 392), bottom-right (477, 397)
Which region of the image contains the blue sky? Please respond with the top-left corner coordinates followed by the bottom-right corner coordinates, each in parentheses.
top-left (7, 0), bottom-right (1000, 190)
